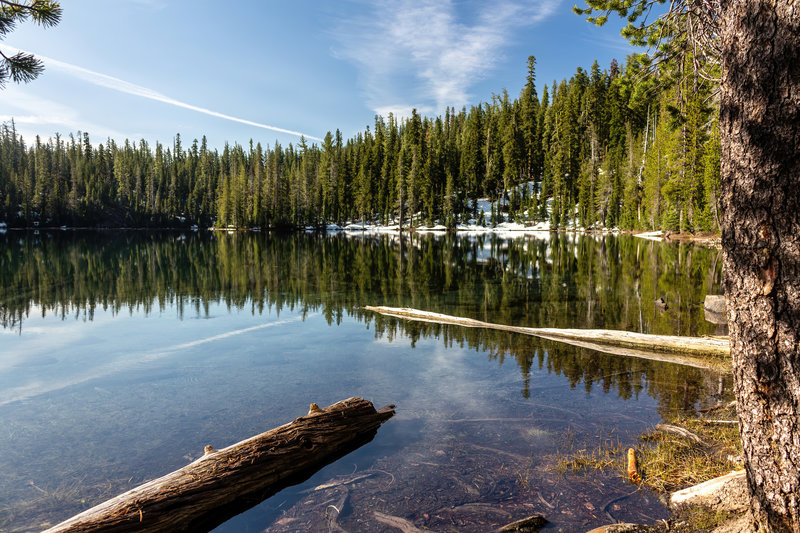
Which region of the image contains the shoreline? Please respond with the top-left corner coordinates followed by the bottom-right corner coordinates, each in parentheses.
top-left (0, 223), bottom-right (721, 244)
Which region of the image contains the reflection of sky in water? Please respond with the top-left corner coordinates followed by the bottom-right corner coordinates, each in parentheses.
top-left (0, 297), bottom-right (665, 530)
top-left (0, 304), bottom-right (311, 406)
top-left (0, 232), bottom-right (724, 531)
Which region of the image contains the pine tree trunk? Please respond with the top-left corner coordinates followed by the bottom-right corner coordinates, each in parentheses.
top-left (719, 2), bottom-right (800, 531)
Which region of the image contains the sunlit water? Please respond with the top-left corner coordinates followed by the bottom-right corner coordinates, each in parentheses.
top-left (0, 230), bottom-right (729, 532)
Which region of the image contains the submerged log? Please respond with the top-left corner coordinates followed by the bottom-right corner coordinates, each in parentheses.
top-left (44, 397), bottom-right (395, 533)
top-left (363, 306), bottom-right (730, 369)
top-left (498, 513), bottom-right (547, 531)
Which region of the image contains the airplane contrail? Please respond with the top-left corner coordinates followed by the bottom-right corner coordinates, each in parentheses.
top-left (0, 313), bottom-right (316, 406)
top-left (1, 45), bottom-right (323, 142)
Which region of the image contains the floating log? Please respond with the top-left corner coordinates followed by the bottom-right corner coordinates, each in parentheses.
top-left (363, 306), bottom-right (730, 368)
top-left (44, 397), bottom-right (395, 533)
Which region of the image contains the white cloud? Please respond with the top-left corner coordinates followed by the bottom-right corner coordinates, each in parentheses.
top-left (373, 104), bottom-right (434, 123)
top-left (581, 33), bottom-right (645, 55)
top-left (0, 45), bottom-right (322, 142)
top-left (332, 0), bottom-right (560, 118)
top-left (1, 86), bottom-right (130, 142)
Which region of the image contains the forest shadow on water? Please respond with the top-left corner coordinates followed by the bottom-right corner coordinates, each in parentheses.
top-left (0, 230), bottom-right (730, 532)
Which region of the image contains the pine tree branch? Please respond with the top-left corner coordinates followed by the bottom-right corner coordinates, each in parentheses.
top-left (0, 0), bottom-right (61, 86)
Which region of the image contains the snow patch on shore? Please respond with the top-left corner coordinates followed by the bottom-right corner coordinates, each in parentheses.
top-left (329, 194), bottom-right (621, 236)
top-left (633, 231), bottom-right (664, 241)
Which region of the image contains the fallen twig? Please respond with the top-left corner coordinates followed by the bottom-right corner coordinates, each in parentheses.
top-left (308, 473), bottom-right (375, 492)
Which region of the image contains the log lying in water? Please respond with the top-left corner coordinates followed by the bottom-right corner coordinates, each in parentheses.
top-left (363, 306), bottom-right (730, 369)
top-left (44, 397), bottom-right (395, 533)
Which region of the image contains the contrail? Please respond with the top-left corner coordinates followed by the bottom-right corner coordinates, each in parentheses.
top-left (142, 314), bottom-right (312, 359)
top-left (1, 45), bottom-right (323, 142)
top-left (0, 313), bottom-right (317, 406)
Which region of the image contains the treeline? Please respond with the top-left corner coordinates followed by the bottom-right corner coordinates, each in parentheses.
top-left (0, 54), bottom-right (720, 231)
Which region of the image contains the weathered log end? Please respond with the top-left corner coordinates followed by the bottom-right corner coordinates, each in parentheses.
top-left (377, 403), bottom-right (396, 421)
top-left (44, 397), bottom-right (394, 533)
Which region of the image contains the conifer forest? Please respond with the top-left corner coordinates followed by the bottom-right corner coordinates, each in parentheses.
top-left (0, 55), bottom-right (720, 232)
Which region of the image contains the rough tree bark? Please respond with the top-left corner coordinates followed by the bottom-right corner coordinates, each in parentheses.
top-left (719, 1), bottom-right (800, 530)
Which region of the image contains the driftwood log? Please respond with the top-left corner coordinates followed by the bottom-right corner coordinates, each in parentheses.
top-left (363, 306), bottom-right (731, 369)
top-left (670, 470), bottom-right (747, 511)
top-left (44, 397), bottom-right (395, 533)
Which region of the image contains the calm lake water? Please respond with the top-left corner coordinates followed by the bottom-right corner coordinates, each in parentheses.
top-left (0, 230), bottom-right (730, 532)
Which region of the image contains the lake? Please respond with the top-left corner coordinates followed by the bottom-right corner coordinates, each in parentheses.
top-left (0, 230), bottom-right (730, 532)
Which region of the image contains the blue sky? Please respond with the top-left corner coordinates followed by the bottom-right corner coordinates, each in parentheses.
top-left (1, 0), bottom-right (638, 150)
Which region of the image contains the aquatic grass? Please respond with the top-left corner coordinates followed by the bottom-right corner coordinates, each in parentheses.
top-left (554, 434), bottom-right (623, 475)
top-left (637, 409), bottom-right (742, 493)
top-left (667, 505), bottom-right (741, 531)
top-left (551, 405), bottom-right (741, 496)
top-left (0, 477), bottom-right (111, 533)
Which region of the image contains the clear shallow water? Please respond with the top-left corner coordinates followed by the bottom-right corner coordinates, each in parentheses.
top-left (0, 231), bottom-right (729, 532)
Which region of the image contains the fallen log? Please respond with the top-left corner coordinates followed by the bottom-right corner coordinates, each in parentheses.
top-left (670, 470), bottom-right (747, 511)
top-left (362, 306), bottom-right (730, 369)
top-left (44, 397), bottom-right (395, 533)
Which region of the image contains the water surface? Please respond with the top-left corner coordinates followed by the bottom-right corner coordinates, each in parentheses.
top-left (0, 231), bottom-right (729, 532)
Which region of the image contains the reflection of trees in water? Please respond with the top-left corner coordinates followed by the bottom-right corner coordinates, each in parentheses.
top-left (0, 230), bottom-right (725, 408)
top-left (370, 316), bottom-right (730, 416)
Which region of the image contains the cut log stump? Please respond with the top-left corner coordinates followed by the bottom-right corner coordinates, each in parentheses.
top-left (704, 295), bottom-right (727, 315)
top-left (44, 397), bottom-right (395, 533)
